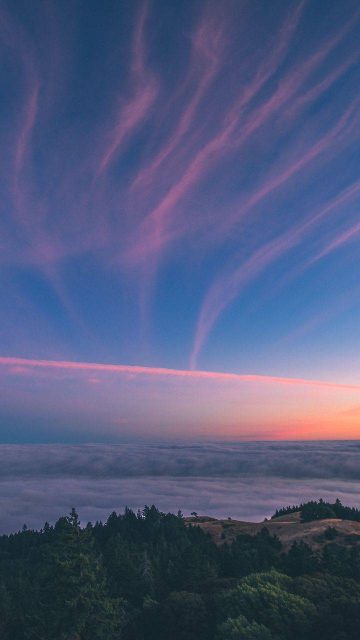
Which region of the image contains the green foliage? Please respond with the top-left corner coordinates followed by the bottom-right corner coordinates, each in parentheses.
top-left (163, 591), bottom-right (208, 640)
top-left (0, 503), bottom-right (360, 639)
top-left (323, 526), bottom-right (338, 541)
top-left (301, 500), bottom-right (336, 522)
top-left (219, 528), bottom-right (282, 578)
top-left (292, 574), bottom-right (360, 640)
top-left (217, 614), bottom-right (273, 639)
top-left (216, 571), bottom-right (316, 640)
top-left (282, 541), bottom-right (319, 576)
top-left (272, 498), bottom-right (360, 523)
top-left (271, 505), bottom-right (300, 519)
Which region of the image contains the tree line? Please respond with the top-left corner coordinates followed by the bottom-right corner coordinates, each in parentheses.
top-left (1, 502), bottom-right (360, 639)
top-left (272, 498), bottom-right (360, 522)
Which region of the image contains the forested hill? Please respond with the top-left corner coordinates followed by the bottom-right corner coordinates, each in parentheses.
top-left (1, 503), bottom-right (360, 639)
top-left (272, 498), bottom-right (360, 522)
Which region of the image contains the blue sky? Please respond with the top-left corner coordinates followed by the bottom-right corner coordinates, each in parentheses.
top-left (1, 0), bottom-right (360, 441)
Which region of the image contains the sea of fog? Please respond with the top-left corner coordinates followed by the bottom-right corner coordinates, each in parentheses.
top-left (2, 441), bottom-right (360, 533)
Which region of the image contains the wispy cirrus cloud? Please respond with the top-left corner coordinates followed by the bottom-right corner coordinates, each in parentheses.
top-left (0, 7), bottom-right (40, 227)
top-left (13, 83), bottom-right (39, 176)
top-left (125, 3), bottom-right (359, 271)
top-left (1, 1), bottom-right (360, 427)
top-left (96, 3), bottom-right (159, 176)
top-left (190, 169), bottom-right (360, 369)
top-left (124, 2), bottom-right (308, 268)
top-left (130, 5), bottom-right (229, 192)
top-left (311, 219), bottom-right (360, 262)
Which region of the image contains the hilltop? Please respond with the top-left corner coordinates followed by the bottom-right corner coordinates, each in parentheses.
top-left (186, 498), bottom-right (360, 550)
top-left (186, 511), bottom-right (360, 550)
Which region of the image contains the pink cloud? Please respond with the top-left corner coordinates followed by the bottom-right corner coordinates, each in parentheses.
top-left (97, 81), bottom-right (158, 176)
top-left (125, 3), bottom-right (358, 271)
top-left (130, 6), bottom-right (229, 191)
top-left (0, 355), bottom-right (360, 391)
top-left (96, 3), bottom-right (159, 176)
top-left (285, 53), bottom-right (359, 119)
top-left (216, 95), bottom-right (359, 241)
top-left (0, 8), bottom-right (40, 227)
top-left (278, 283), bottom-right (360, 347)
top-left (14, 82), bottom-right (39, 175)
top-left (124, 4), bottom-right (306, 260)
top-left (190, 175), bottom-right (360, 368)
top-left (1, 1), bottom-right (359, 381)
top-left (311, 220), bottom-right (360, 262)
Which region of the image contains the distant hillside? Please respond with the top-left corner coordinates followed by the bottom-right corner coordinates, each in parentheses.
top-left (185, 510), bottom-right (360, 550)
top-left (272, 498), bottom-right (360, 523)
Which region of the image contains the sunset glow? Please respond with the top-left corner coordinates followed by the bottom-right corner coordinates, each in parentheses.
top-left (1, 356), bottom-right (360, 441)
top-left (1, 1), bottom-right (360, 441)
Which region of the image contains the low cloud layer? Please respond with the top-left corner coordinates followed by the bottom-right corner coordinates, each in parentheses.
top-left (1, 442), bottom-right (360, 533)
top-left (2, 441), bottom-right (360, 480)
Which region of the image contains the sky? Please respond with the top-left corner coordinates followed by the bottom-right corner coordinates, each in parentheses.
top-left (1, 0), bottom-right (360, 442)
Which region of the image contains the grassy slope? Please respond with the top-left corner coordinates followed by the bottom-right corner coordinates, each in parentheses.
top-left (185, 511), bottom-right (360, 549)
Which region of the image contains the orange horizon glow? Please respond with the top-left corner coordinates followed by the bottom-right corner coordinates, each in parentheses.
top-left (1, 355), bottom-right (360, 441)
